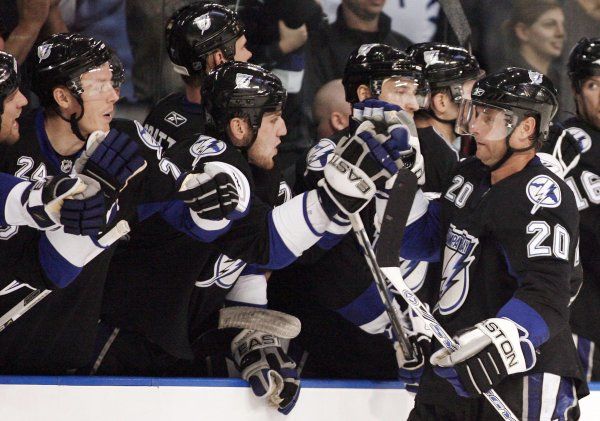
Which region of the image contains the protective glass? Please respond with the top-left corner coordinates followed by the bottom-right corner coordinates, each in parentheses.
top-left (70, 64), bottom-right (118, 101)
top-left (380, 76), bottom-right (430, 110)
top-left (455, 99), bottom-right (519, 142)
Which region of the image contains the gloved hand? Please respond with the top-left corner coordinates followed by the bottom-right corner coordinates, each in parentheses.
top-left (548, 123), bottom-right (586, 177)
top-left (73, 129), bottom-right (147, 200)
top-left (395, 304), bottom-right (433, 391)
top-left (353, 99), bottom-right (425, 185)
top-left (231, 328), bottom-right (301, 415)
top-left (176, 162), bottom-right (249, 221)
top-left (24, 174), bottom-right (107, 236)
top-left (430, 318), bottom-right (536, 398)
top-left (318, 120), bottom-right (402, 215)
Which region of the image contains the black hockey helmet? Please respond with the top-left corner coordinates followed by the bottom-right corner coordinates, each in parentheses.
top-left (108, 49), bottom-right (125, 90)
top-left (568, 37), bottom-right (600, 91)
top-left (31, 33), bottom-right (111, 106)
top-left (202, 61), bottom-right (286, 143)
top-left (342, 43), bottom-right (429, 105)
top-left (0, 51), bottom-right (20, 115)
top-left (166, 2), bottom-right (244, 76)
top-left (407, 42), bottom-right (480, 102)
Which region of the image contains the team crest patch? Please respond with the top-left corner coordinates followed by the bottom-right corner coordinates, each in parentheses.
top-left (195, 255), bottom-right (245, 289)
top-left (565, 127), bottom-right (592, 153)
top-left (423, 50), bottom-right (441, 67)
top-left (164, 111), bottom-right (187, 127)
top-left (306, 139), bottom-right (335, 171)
top-left (526, 175), bottom-right (561, 214)
top-left (60, 159), bottom-right (73, 173)
top-left (190, 135), bottom-right (226, 167)
top-left (438, 225), bottom-right (479, 315)
top-left (194, 13), bottom-right (211, 35)
top-left (528, 70), bottom-right (543, 85)
top-left (37, 44), bottom-right (52, 62)
top-left (235, 73), bottom-right (253, 89)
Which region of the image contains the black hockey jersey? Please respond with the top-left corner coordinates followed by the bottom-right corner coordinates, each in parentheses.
top-left (410, 156), bottom-right (586, 407)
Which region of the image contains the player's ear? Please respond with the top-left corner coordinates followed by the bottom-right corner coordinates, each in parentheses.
top-left (228, 117), bottom-right (248, 145)
top-left (432, 92), bottom-right (447, 113)
top-left (330, 111), bottom-right (348, 132)
top-left (357, 85), bottom-right (372, 102)
top-left (53, 86), bottom-right (73, 110)
top-left (515, 116), bottom-right (537, 146)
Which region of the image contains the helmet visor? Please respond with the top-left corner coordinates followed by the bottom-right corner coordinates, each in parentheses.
top-left (380, 76), bottom-right (430, 111)
top-left (456, 99), bottom-right (519, 142)
top-left (75, 63), bottom-right (119, 101)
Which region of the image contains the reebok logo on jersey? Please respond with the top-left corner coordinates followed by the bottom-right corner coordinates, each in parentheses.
top-left (438, 225), bottom-right (479, 315)
top-left (194, 13), bottom-right (211, 35)
top-left (164, 111), bottom-right (187, 128)
top-left (307, 139), bottom-right (335, 171)
top-left (526, 175), bottom-right (561, 215)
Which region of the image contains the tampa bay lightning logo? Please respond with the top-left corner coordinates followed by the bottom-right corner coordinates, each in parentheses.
top-left (306, 139), bottom-right (335, 171)
top-left (399, 259), bottom-right (428, 293)
top-left (423, 50), bottom-right (441, 67)
top-left (438, 225), bottom-right (479, 315)
top-left (194, 13), bottom-right (211, 35)
top-left (37, 43), bottom-right (52, 62)
top-left (135, 120), bottom-right (162, 159)
top-left (195, 254), bottom-right (245, 289)
top-left (526, 175), bottom-right (561, 215)
top-left (528, 70), bottom-right (543, 85)
top-left (190, 136), bottom-right (226, 168)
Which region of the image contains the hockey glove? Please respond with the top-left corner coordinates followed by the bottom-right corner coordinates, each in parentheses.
top-left (548, 123), bottom-right (585, 177)
top-left (24, 174), bottom-right (107, 236)
top-left (395, 304), bottom-right (432, 391)
top-left (354, 99), bottom-right (424, 185)
top-left (430, 318), bottom-right (536, 398)
top-left (232, 329), bottom-right (301, 415)
top-left (177, 162), bottom-right (249, 221)
top-left (73, 129), bottom-right (147, 200)
top-left (318, 120), bottom-right (400, 215)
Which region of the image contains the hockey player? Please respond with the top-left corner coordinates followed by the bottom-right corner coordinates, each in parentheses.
top-left (144, 2), bottom-right (251, 148)
top-left (544, 37), bottom-right (600, 383)
top-left (396, 67), bottom-right (586, 420)
top-left (407, 42), bottom-right (482, 157)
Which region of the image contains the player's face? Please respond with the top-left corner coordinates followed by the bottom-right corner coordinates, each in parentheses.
top-left (576, 76), bottom-right (600, 129)
top-left (78, 62), bottom-right (119, 135)
top-left (343, 0), bottom-right (385, 20)
top-left (0, 88), bottom-right (27, 145)
top-left (234, 35), bottom-right (252, 63)
top-left (248, 111), bottom-right (286, 170)
top-left (522, 8), bottom-right (565, 59)
top-left (379, 76), bottom-right (420, 116)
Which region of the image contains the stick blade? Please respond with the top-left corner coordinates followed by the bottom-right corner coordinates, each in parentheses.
top-left (376, 169), bottom-right (418, 268)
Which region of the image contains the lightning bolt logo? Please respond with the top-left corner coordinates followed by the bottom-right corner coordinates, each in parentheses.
top-left (195, 254), bottom-right (245, 289)
top-left (526, 175), bottom-right (561, 215)
top-left (306, 139), bottom-right (335, 171)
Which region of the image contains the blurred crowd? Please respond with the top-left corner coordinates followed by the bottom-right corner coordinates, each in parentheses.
top-left (2, 0), bottom-right (598, 177)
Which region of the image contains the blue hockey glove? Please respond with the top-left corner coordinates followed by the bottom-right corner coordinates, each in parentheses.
top-left (431, 318), bottom-right (536, 397)
top-left (232, 329), bottom-right (300, 415)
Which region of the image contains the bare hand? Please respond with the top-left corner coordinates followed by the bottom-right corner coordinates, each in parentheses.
top-left (278, 20), bottom-right (308, 55)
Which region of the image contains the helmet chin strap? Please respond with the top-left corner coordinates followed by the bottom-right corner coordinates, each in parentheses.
top-left (488, 135), bottom-right (536, 172)
top-left (427, 109), bottom-right (456, 126)
top-left (53, 97), bottom-right (87, 142)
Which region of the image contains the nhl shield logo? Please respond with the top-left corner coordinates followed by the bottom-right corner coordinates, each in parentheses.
top-left (528, 70), bottom-right (543, 85)
top-left (60, 159), bottom-right (73, 173)
top-left (526, 175), bottom-right (561, 214)
top-left (423, 50), bottom-right (441, 67)
top-left (235, 73), bottom-right (253, 89)
top-left (164, 111), bottom-right (187, 127)
top-left (194, 13), bottom-right (211, 35)
top-left (37, 44), bottom-right (52, 62)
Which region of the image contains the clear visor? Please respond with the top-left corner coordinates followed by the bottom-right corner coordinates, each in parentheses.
top-left (380, 76), bottom-right (430, 111)
top-left (68, 63), bottom-right (119, 101)
top-left (455, 99), bottom-right (519, 142)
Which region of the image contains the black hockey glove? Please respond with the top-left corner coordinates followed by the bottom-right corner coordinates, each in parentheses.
top-left (395, 304), bottom-right (432, 392)
top-left (318, 120), bottom-right (402, 215)
top-left (177, 162), bottom-right (249, 221)
top-left (431, 318), bottom-right (536, 397)
top-left (73, 129), bottom-right (147, 200)
top-left (232, 328), bottom-right (301, 415)
top-left (24, 174), bottom-right (107, 236)
top-left (547, 123), bottom-right (586, 176)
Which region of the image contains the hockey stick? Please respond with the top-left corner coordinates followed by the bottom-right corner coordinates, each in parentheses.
top-left (438, 0), bottom-right (472, 50)
top-left (0, 220), bottom-right (131, 333)
top-left (352, 179), bottom-right (519, 420)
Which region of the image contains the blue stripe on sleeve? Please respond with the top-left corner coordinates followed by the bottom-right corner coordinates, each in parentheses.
top-left (137, 202), bottom-right (167, 222)
top-left (497, 297), bottom-right (550, 348)
top-left (337, 282), bottom-right (386, 327)
top-left (241, 264), bottom-right (265, 276)
top-left (159, 200), bottom-right (231, 243)
top-left (400, 201), bottom-right (441, 262)
top-left (263, 214), bottom-right (297, 269)
top-left (38, 235), bottom-right (81, 288)
top-left (0, 174), bottom-right (23, 226)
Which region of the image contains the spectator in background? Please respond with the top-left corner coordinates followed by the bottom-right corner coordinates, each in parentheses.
top-left (501, 0), bottom-right (565, 87)
top-left (312, 79), bottom-right (350, 139)
top-left (558, 0), bottom-right (600, 118)
top-left (302, 0), bottom-right (412, 137)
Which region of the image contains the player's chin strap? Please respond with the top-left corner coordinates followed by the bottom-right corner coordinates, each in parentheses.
top-left (52, 97), bottom-right (87, 142)
top-left (218, 306), bottom-right (301, 339)
top-left (427, 109), bottom-right (456, 126)
top-left (488, 135), bottom-right (538, 172)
